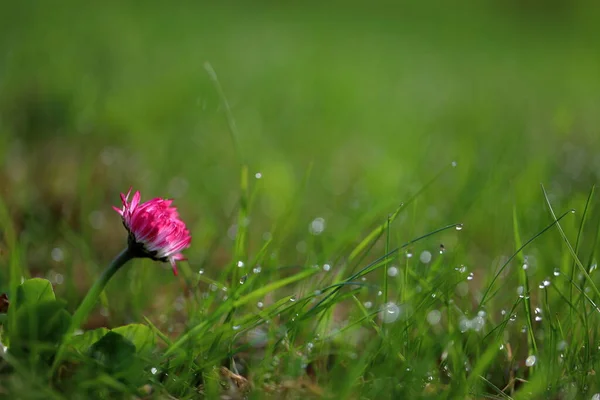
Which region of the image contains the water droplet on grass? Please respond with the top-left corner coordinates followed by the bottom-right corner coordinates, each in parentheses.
top-left (51, 248), bottom-right (64, 262)
top-left (233, 325), bottom-right (241, 331)
top-left (239, 275), bottom-right (247, 285)
top-left (151, 367), bottom-right (158, 375)
top-left (451, 161), bottom-right (457, 167)
top-left (427, 310), bottom-right (441, 325)
top-left (257, 301), bottom-right (264, 309)
top-left (420, 251), bottom-right (432, 264)
top-left (379, 302), bottom-right (400, 324)
top-left (455, 224), bottom-right (463, 231)
top-left (406, 251), bottom-right (413, 258)
top-left (198, 269), bottom-right (204, 275)
top-left (290, 296), bottom-right (297, 302)
top-left (309, 217), bottom-right (326, 235)
top-left (439, 244), bottom-right (446, 254)
top-left (387, 266), bottom-right (398, 277)
top-left (525, 355), bottom-right (537, 367)
top-left (467, 273), bottom-right (474, 281)
top-left (554, 268), bottom-right (560, 276)
top-left (556, 341), bottom-right (567, 351)
top-left (255, 172), bottom-right (262, 179)
top-left (364, 301), bottom-right (373, 309)
top-left (323, 264), bottom-right (331, 272)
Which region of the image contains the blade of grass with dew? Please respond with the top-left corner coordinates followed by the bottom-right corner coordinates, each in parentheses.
top-left (307, 223), bottom-right (462, 321)
top-left (540, 184), bottom-right (600, 303)
top-left (512, 205), bottom-right (538, 355)
top-left (479, 209), bottom-right (574, 306)
top-left (568, 185), bottom-right (595, 319)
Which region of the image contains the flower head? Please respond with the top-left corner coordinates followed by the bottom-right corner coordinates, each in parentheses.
top-left (113, 188), bottom-right (191, 275)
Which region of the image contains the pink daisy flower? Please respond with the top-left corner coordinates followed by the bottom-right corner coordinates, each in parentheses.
top-left (113, 188), bottom-right (191, 276)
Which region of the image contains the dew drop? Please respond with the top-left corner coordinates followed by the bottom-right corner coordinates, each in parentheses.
top-left (255, 172), bottom-right (262, 179)
top-left (377, 290), bottom-right (383, 297)
top-left (451, 161), bottom-right (457, 167)
top-left (471, 316), bottom-right (485, 332)
top-left (456, 265), bottom-right (467, 273)
top-left (289, 296), bottom-right (297, 302)
top-left (364, 301), bottom-right (373, 309)
top-left (521, 325), bottom-right (528, 333)
top-left (467, 272), bottom-right (474, 281)
top-left (420, 251), bottom-right (432, 264)
top-left (439, 244), bottom-right (446, 254)
top-left (525, 355), bottom-right (537, 367)
top-left (239, 275), bottom-right (247, 285)
top-left (378, 302), bottom-right (400, 324)
top-left (592, 394), bottom-right (600, 400)
top-left (198, 269), bottom-right (204, 275)
top-left (237, 261), bottom-right (245, 268)
top-left (427, 309), bottom-right (442, 325)
top-left (309, 217), bottom-right (326, 235)
top-left (253, 266), bottom-right (262, 274)
top-left (257, 301), bottom-right (264, 309)
top-left (387, 266), bottom-right (399, 277)
top-left (455, 224), bottom-right (463, 231)
top-left (535, 316), bottom-right (543, 322)
top-left (151, 367), bottom-right (158, 375)
top-left (553, 268), bottom-right (560, 277)
top-left (51, 248), bottom-right (64, 262)
top-left (233, 325), bottom-right (241, 331)
top-left (406, 251), bottom-right (413, 258)
top-left (323, 264), bottom-right (331, 272)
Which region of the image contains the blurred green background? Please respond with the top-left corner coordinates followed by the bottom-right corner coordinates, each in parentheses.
top-left (1, 1), bottom-right (600, 326)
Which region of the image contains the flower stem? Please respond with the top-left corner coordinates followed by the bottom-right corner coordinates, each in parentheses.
top-left (70, 247), bottom-right (133, 332)
top-left (51, 248), bottom-right (133, 374)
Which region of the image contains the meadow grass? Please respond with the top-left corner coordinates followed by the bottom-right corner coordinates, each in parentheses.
top-left (1, 1), bottom-right (600, 399)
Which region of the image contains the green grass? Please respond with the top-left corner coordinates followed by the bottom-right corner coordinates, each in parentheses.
top-left (2, 1), bottom-right (600, 398)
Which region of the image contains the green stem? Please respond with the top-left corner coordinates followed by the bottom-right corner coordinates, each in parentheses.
top-left (51, 247), bottom-right (133, 374)
top-left (70, 248), bottom-right (133, 332)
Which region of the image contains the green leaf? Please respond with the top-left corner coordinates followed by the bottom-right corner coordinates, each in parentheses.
top-left (89, 331), bottom-right (136, 372)
top-left (111, 324), bottom-right (155, 355)
top-left (15, 278), bottom-right (55, 309)
top-left (9, 300), bottom-right (71, 361)
top-left (68, 327), bottom-right (110, 354)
